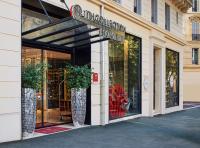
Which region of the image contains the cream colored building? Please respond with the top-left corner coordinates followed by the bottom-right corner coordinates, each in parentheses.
top-left (183, 0), bottom-right (200, 102)
top-left (0, 0), bottom-right (192, 143)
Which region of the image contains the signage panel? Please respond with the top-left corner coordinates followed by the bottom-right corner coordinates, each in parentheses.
top-left (70, 5), bottom-right (126, 42)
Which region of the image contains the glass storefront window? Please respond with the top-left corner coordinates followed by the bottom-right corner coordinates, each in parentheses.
top-left (166, 49), bottom-right (179, 108)
top-left (109, 34), bottom-right (142, 120)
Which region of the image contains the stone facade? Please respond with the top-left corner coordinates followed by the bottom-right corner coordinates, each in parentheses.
top-left (0, 0), bottom-right (21, 143)
top-left (183, 4), bottom-right (200, 102)
top-left (0, 0), bottom-right (192, 143)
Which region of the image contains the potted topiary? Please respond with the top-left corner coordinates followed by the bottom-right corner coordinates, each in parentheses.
top-left (21, 63), bottom-right (47, 138)
top-left (65, 64), bottom-right (92, 127)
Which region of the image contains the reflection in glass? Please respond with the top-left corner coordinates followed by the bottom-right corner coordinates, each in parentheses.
top-left (109, 34), bottom-right (141, 120)
top-left (22, 47), bottom-right (43, 128)
top-left (22, 47), bottom-right (72, 128)
top-left (166, 49), bottom-right (179, 108)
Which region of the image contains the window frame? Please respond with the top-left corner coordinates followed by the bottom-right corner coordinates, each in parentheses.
top-left (192, 48), bottom-right (199, 65)
top-left (151, 0), bottom-right (158, 24)
top-left (134, 0), bottom-right (142, 15)
top-left (165, 3), bottom-right (170, 31)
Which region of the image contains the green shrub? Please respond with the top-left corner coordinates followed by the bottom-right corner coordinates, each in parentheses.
top-left (22, 63), bottom-right (48, 90)
top-left (65, 64), bottom-right (92, 89)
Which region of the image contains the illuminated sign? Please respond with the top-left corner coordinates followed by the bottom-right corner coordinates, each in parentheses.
top-left (70, 5), bottom-right (126, 42)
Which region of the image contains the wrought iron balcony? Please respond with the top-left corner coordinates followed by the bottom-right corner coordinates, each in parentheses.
top-left (192, 34), bottom-right (200, 41)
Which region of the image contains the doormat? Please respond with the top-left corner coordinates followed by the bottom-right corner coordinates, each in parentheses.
top-left (35, 126), bottom-right (71, 134)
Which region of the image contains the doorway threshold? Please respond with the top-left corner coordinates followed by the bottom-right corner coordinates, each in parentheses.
top-left (23, 124), bottom-right (89, 140)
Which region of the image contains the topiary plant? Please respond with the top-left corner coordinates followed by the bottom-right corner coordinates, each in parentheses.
top-left (65, 64), bottom-right (92, 89)
top-left (22, 63), bottom-right (48, 91)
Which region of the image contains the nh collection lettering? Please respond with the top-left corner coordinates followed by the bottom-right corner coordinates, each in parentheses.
top-left (70, 5), bottom-right (126, 42)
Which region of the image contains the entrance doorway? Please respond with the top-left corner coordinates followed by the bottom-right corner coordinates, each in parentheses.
top-left (153, 47), bottom-right (162, 114)
top-left (22, 47), bottom-right (72, 128)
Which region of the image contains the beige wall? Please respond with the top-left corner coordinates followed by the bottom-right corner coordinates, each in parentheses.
top-left (0, 0), bottom-right (21, 143)
top-left (113, 0), bottom-right (184, 39)
top-left (184, 72), bottom-right (200, 102)
top-left (183, 10), bottom-right (200, 102)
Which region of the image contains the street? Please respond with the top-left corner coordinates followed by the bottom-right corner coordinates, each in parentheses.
top-left (1, 107), bottom-right (200, 148)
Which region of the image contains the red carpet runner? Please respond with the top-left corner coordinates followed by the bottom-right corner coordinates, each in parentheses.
top-left (35, 126), bottom-right (71, 134)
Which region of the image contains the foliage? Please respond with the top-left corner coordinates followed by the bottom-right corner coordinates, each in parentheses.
top-left (22, 63), bottom-right (48, 90)
top-left (108, 35), bottom-right (140, 90)
top-left (65, 64), bottom-right (92, 89)
top-left (166, 49), bottom-right (179, 107)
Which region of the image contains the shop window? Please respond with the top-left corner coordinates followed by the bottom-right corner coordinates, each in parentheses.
top-left (192, 48), bottom-right (199, 65)
top-left (166, 49), bottom-right (179, 108)
top-left (134, 0), bottom-right (142, 15)
top-left (109, 34), bottom-right (142, 120)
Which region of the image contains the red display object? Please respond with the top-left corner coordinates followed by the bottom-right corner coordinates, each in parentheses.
top-left (93, 73), bottom-right (98, 82)
top-left (109, 84), bottom-right (128, 119)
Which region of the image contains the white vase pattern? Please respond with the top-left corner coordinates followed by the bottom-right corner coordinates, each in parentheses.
top-left (22, 88), bottom-right (36, 137)
top-left (71, 88), bottom-right (87, 127)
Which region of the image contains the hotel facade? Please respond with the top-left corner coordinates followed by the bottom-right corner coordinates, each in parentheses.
top-left (183, 0), bottom-right (200, 103)
top-left (0, 0), bottom-right (192, 143)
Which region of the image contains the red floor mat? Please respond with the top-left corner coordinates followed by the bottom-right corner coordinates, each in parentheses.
top-left (35, 126), bottom-right (71, 134)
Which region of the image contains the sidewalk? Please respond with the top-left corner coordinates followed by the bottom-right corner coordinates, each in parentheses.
top-left (1, 107), bottom-right (200, 148)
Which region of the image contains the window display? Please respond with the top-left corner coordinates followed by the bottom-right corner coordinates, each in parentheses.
top-left (166, 49), bottom-right (179, 108)
top-left (109, 34), bottom-right (142, 120)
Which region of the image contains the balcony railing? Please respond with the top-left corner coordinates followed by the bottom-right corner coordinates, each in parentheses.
top-left (192, 34), bottom-right (200, 40)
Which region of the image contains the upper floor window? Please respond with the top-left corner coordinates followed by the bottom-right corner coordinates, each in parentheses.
top-left (134, 0), bottom-right (142, 15)
top-left (165, 3), bottom-right (170, 31)
top-left (113, 0), bottom-right (121, 4)
top-left (192, 22), bottom-right (200, 40)
top-left (151, 0), bottom-right (158, 24)
top-left (192, 48), bottom-right (199, 64)
top-left (176, 12), bottom-right (179, 24)
top-left (192, 0), bottom-right (200, 12)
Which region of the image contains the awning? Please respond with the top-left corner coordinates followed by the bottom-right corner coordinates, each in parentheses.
top-left (22, 16), bottom-right (108, 52)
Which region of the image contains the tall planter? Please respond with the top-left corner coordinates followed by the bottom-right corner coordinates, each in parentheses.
top-left (22, 88), bottom-right (36, 138)
top-left (71, 88), bottom-right (87, 127)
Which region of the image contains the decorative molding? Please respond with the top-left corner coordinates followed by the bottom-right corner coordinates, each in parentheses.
top-left (170, 0), bottom-right (192, 12)
top-left (189, 15), bottom-right (200, 22)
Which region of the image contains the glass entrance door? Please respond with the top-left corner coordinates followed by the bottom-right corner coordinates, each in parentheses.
top-left (43, 50), bottom-right (71, 127)
top-left (22, 47), bottom-right (72, 128)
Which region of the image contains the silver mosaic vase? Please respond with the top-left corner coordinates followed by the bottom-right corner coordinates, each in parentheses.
top-left (71, 88), bottom-right (86, 127)
top-left (22, 88), bottom-right (36, 137)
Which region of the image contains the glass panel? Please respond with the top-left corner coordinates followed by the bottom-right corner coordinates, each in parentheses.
top-left (23, 18), bottom-right (84, 40)
top-left (43, 50), bottom-right (71, 126)
top-left (22, 47), bottom-right (43, 128)
top-left (151, 0), bottom-right (157, 23)
top-left (66, 35), bottom-right (101, 48)
top-left (165, 3), bottom-right (170, 31)
top-left (37, 25), bottom-right (93, 43)
top-left (109, 34), bottom-right (141, 120)
top-left (192, 48), bottom-right (199, 64)
top-left (22, 9), bottom-right (49, 32)
top-left (22, 47), bottom-right (72, 128)
top-left (52, 27), bottom-right (99, 45)
top-left (166, 49), bottom-right (179, 108)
